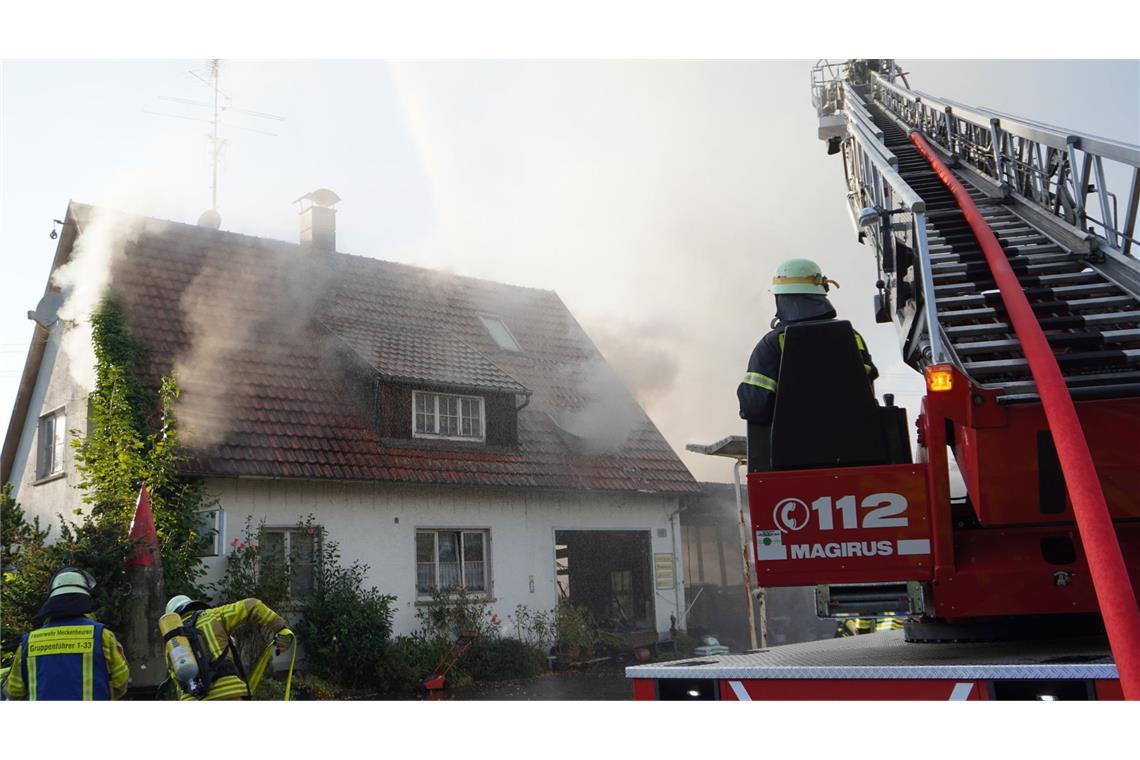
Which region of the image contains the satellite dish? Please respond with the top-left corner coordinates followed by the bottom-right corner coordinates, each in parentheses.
top-left (27, 291), bottom-right (64, 328)
top-left (197, 208), bottom-right (222, 229)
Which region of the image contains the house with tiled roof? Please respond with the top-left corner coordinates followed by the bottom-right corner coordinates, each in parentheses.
top-left (2, 195), bottom-right (698, 640)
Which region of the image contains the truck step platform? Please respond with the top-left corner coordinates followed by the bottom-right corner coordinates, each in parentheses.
top-left (626, 630), bottom-right (1121, 700)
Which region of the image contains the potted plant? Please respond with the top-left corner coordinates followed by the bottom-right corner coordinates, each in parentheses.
top-left (555, 604), bottom-right (596, 660)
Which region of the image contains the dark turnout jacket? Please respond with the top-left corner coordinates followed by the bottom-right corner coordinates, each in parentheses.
top-left (737, 294), bottom-right (879, 424)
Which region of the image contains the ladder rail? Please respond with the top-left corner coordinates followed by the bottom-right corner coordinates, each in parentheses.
top-left (912, 129), bottom-right (1140, 701)
top-left (870, 71), bottom-right (1140, 259)
top-left (816, 61), bottom-right (1139, 386)
top-left (829, 73), bottom-right (1140, 398)
top-left (839, 83), bottom-right (948, 366)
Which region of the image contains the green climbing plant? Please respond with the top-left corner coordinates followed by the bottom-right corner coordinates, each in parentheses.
top-left (1, 484), bottom-right (51, 655)
top-left (1, 294), bottom-right (214, 646)
top-left (71, 295), bottom-right (216, 608)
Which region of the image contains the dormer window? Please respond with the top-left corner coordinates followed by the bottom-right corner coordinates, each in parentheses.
top-left (413, 390), bottom-right (485, 441)
top-left (478, 314), bottom-right (522, 352)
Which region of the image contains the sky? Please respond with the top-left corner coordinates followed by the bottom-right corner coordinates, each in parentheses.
top-left (2, 59), bottom-right (1138, 483)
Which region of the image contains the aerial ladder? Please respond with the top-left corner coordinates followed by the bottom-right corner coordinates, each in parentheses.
top-left (628, 59), bottom-right (1140, 700)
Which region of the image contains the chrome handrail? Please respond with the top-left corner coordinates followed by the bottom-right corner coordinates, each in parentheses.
top-left (871, 72), bottom-right (1140, 258)
top-left (833, 75), bottom-right (947, 365)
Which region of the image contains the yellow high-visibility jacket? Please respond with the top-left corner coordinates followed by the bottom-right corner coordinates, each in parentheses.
top-left (875, 613), bottom-right (906, 632)
top-left (7, 618), bottom-right (130, 700)
top-left (173, 598), bottom-right (287, 701)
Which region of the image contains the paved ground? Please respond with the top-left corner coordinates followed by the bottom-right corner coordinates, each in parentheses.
top-left (443, 665), bottom-right (633, 700)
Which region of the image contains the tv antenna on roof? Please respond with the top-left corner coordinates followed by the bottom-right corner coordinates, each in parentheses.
top-left (144, 59), bottom-right (284, 227)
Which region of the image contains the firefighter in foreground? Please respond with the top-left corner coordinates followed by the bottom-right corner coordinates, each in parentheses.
top-left (738, 258), bottom-right (879, 429)
top-left (6, 567), bottom-right (130, 700)
top-left (160, 594), bottom-right (293, 700)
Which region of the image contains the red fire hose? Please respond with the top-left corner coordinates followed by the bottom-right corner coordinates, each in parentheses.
top-left (910, 131), bottom-right (1140, 700)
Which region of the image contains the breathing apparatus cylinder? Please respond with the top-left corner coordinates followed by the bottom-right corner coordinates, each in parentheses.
top-left (159, 612), bottom-right (204, 695)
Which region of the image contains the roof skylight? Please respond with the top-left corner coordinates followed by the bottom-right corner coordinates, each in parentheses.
top-left (478, 314), bottom-right (522, 352)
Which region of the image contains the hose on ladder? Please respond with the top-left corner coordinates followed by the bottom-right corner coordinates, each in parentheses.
top-left (910, 130), bottom-right (1140, 699)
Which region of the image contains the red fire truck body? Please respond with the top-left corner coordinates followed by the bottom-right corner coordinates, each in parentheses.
top-left (629, 632), bottom-right (1122, 701)
top-left (628, 60), bottom-right (1140, 700)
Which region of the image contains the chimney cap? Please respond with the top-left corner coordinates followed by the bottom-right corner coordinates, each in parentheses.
top-left (294, 188), bottom-right (342, 209)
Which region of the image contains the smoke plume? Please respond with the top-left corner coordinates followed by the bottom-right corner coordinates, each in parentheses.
top-left (387, 61), bottom-right (885, 480)
top-left (51, 212), bottom-right (144, 391)
top-left (550, 354), bottom-right (645, 454)
top-left (45, 133), bottom-right (205, 396)
top-left (172, 247), bottom-right (332, 448)
top-left (589, 320), bottom-right (685, 412)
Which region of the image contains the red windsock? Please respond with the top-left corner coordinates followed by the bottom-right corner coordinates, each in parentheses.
top-left (127, 484), bottom-right (161, 568)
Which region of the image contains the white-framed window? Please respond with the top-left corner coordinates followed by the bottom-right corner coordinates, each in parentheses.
top-left (416, 529), bottom-right (489, 595)
top-left (194, 509), bottom-right (224, 557)
top-left (413, 391), bottom-right (485, 441)
top-left (478, 314), bottom-right (522, 352)
top-left (36, 409), bottom-right (66, 480)
top-left (260, 526), bottom-right (320, 598)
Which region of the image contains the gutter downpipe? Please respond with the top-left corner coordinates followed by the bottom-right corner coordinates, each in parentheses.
top-left (733, 459), bottom-right (762, 650)
top-left (912, 129), bottom-right (1140, 700)
top-left (668, 503), bottom-right (686, 634)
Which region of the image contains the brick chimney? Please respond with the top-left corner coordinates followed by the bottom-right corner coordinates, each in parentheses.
top-left (295, 188), bottom-right (341, 254)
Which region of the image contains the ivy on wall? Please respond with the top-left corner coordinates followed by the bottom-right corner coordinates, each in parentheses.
top-left (1, 294), bottom-right (214, 650)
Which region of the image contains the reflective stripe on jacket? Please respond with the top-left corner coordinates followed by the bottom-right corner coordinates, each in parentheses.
top-left (173, 598), bottom-right (287, 701)
top-left (738, 319), bottom-right (879, 424)
top-left (9, 616), bottom-right (129, 700)
top-left (875, 613), bottom-right (906, 632)
top-left (835, 618), bottom-right (876, 637)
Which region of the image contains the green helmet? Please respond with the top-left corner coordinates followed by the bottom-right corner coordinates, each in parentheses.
top-left (770, 258), bottom-right (838, 295)
top-left (48, 567), bottom-right (95, 599)
top-left (165, 595), bottom-right (209, 616)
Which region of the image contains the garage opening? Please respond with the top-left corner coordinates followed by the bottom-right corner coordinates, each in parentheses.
top-left (554, 530), bottom-right (655, 636)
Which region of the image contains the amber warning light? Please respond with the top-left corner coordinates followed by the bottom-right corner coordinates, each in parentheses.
top-left (925, 365), bottom-right (954, 392)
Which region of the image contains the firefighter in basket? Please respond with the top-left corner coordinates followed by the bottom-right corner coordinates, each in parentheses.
top-left (738, 258), bottom-right (879, 425)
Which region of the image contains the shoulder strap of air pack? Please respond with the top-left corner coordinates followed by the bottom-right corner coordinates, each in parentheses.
top-left (186, 611), bottom-right (215, 696)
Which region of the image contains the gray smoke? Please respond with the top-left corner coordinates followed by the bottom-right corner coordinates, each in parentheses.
top-left (550, 354), bottom-right (643, 455)
top-left (44, 133), bottom-right (208, 395)
top-left (589, 320), bottom-right (684, 411)
top-left (172, 246), bottom-right (333, 448)
top-left (52, 211), bottom-right (146, 391)
top-left (386, 61), bottom-right (882, 481)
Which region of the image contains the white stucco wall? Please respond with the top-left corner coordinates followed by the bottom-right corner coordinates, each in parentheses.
top-left (201, 477), bottom-right (686, 638)
top-left (8, 322), bottom-right (90, 530)
top-left (5, 323), bottom-right (690, 641)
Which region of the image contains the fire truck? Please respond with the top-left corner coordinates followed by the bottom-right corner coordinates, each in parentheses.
top-left (627, 60), bottom-right (1140, 700)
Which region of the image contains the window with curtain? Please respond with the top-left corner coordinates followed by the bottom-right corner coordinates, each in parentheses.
top-left (415, 529), bottom-right (489, 596)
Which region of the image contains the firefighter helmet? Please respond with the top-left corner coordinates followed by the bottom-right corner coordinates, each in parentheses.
top-left (770, 258), bottom-right (839, 295)
top-left (48, 567), bottom-right (96, 599)
top-left (165, 595), bottom-right (210, 616)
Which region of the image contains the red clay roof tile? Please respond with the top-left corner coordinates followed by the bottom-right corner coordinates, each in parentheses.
top-left (79, 202), bottom-right (696, 493)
